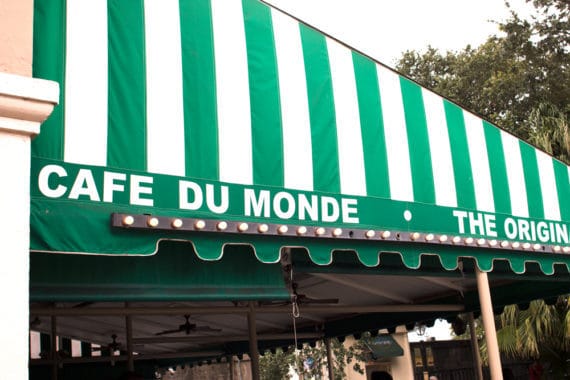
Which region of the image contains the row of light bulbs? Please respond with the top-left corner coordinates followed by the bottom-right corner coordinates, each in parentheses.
top-left (117, 214), bottom-right (570, 254)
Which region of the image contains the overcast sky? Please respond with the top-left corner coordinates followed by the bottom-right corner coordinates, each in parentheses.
top-left (264, 0), bottom-right (533, 66)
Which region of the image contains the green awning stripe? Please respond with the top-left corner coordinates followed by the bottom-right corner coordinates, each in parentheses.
top-left (107, 0), bottom-right (146, 171)
top-left (180, 0), bottom-right (219, 180)
top-left (400, 78), bottom-right (436, 205)
top-left (32, 0), bottom-right (66, 160)
top-left (242, 0), bottom-right (284, 187)
top-left (444, 100), bottom-right (477, 210)
top-left (520, 141), bottom-right (544, 219)
top-left (300, 25), bottom-right (341, 194)
top-left (352, 52), bottom-right (391, 199)
top-left (483, 121), bottom-right (511, 215)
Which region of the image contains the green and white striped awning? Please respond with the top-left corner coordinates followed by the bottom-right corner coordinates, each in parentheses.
top-left (31, 0), bottom-right (570, 274)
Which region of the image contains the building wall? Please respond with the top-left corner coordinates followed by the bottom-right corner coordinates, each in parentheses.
top-left (0, 0), bottom-right (58, 378)
top-left (0, 0), bottom-right (33, 76)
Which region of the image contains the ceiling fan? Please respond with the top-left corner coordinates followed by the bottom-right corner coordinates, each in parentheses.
top-left (91, 334), bottom-right (122, 353)
top-left (262, 282), bottom-right (339, 306)
top-left (154, 315), bottom-right (222, 336)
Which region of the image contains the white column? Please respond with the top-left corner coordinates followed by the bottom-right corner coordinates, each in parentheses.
top-left (0, 72), bottom-right (58, 379)
top-left (475, 268), bottom-right (503, 380)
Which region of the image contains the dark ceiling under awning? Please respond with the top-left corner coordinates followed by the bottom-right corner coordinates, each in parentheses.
top-left (29, 241), bottom-right (570, 362)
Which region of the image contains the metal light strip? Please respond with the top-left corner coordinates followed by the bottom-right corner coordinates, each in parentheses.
top-left (111, 213), bottom-right (570, 254)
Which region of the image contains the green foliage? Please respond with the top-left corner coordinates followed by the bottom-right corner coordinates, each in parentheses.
top-left (260, 348), bottom-right (294, 380)
top-left (493, 297), bottom-right (570, 376)
top-left (527, 103), bottom-right (570, 163)
top-left (395, 0), bottom-right (570, 142)
top-left (259, 336), bottom-right (370, 380)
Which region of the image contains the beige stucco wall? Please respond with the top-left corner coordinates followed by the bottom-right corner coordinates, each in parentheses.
top-left (0, 0), bottom-right (58, 378)
top-left (0, 0), bottom-right (33, 76)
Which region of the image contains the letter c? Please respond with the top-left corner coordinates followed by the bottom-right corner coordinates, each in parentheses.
top-left (38, 164), bottom-right (68, 198)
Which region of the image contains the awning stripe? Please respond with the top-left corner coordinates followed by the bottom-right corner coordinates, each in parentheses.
top-left (376, 64), bottom-right (414, 202)
top-left (212, 0), bottom-right (253, 185)
top-left (463, 112), bottom-right (495, 213)
top-left (64, 0), bottom-right (108, 166)
top-left (144, 0), bottom-right (185, 176)
top-left (423, 88), bottom-right (457, 208)
top-left (300, 25), bottom-right (341, 194)
top-left (107, 0), bottom-right (146, 171)
top-left (444, 101), bottom-right (477, 210)
top-left (501, 130), bottom-right (529, 217)
top-left (243, 0), bottom-right (284, 187)
top-left (520, 141), bottom-right (545, 219)
top-left (401, 78), bottom-right (436, 204)
top-left (327, 38), bottom-right (366, 196)
top-left (536, 151), bottom-right (561, 221)
top-left (353, 52), bottom-right (391, 199)
top-left (32, 0), bottom-right (66, 161)
top-left (554, 161), bottom-right (570, 221)
top-left (271, 8), bottom-right (314, 191)
top-left (483, 121), bottom-right (511, 215)
top-left (179, 0), bottom-right (219, 181)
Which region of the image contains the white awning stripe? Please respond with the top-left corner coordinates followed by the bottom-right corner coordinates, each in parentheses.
top-left (272, 9), bottom-right (314, 191)
top-left (422, 89), bottom-right (457, 208)
top-left (64, 0), bottom-right (108, 166)
top-left (144, 0), bottom-right (186, 176)
top-left (463, 112), bottom-right (495, 213)
top-left (326, 38), bottom-right (366, 196)
top-left (536, 151), bottom-right (561, 221)
top-left (376, 65), bottom-right (414, 202)
top-left (211, 0), bottom-right (253, 185)
top-left (501, 130), bottom-right (529, 217)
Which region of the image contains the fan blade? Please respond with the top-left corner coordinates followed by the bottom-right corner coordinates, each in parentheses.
top-left (155, 328), bottom-right (184, 336)
top-left (193, 326), bottom-right (222, 333)
top-left (258, 300), bottom-right (290, 307)
top-left (299, 297), bottom-right (339, 304)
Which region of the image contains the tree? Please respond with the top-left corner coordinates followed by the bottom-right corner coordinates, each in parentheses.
top-left (396, 0), bottom-right (570, 141)
top-left (260, 347), bottom-right (294, 380)
top-left (259, 337), bottom-right (370, 380)
top-left (494, 298), bottom-right (570, 377)
top-left (396, 1), bottom-right (570, 374)
top-left (527, 103), bottom-right (570, 164)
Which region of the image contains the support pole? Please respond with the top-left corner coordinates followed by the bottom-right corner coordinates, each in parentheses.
top-left (325, 338), bottom-right (334, 380)
top-left (125, 303), bottom-right (134, 372)
top-left (475, 268), bottom-right (503, 380)
top-left (229, 356), bottom-right (235, 380)
top-left (51, 316), bottom-right (57, 380)
top-left (247, 302), bottom-right (260, 380)
top-left (468, 313), bottom-right (484, 380)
